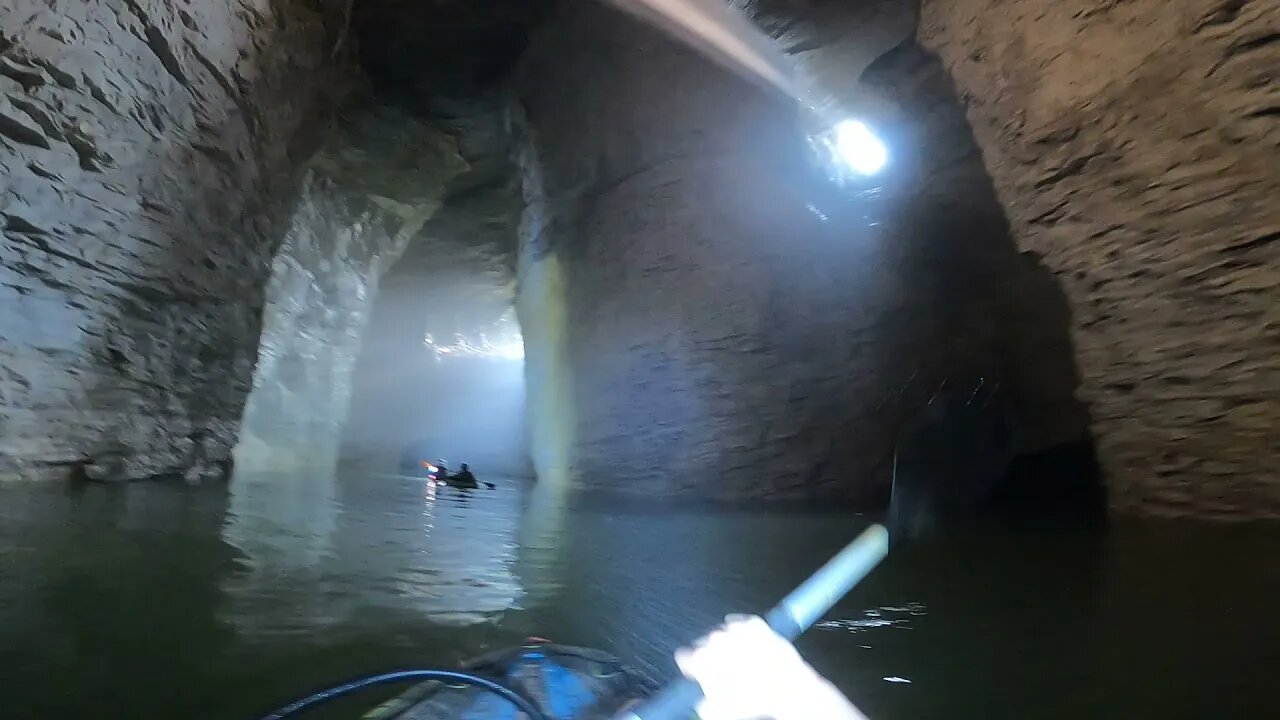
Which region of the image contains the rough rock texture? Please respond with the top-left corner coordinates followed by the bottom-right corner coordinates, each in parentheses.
top-left (513, 3), bottom-right (1090, 501)
top-left (857, 39), bottom-right (1094, 458)
top-left (918, 0), bottom-right (1280, 518)
top-left (516, 2), bottom-right (847, 499)
top-left (235, 104), bottom-right (466, 472)
top-left (0, 0), bottom-right (347, 481)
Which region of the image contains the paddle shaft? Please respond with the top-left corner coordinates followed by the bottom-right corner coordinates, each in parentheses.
top-left (619, 524), bottom-right (890, 720)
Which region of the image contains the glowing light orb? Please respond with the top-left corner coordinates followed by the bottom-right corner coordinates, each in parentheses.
top-left (832, 119), bottom-right (888, 176)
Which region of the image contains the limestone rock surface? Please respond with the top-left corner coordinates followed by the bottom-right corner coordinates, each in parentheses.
top-left (918, 0), bottom-right (1280, 518)
top-left (235, 104), bottom-right (467, 473)
top-left (513, 3), bottom-right (1090, 502)
top-left (0, 0), bottom-right (347, 481)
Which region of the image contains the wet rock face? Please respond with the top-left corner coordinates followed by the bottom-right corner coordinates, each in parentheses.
top-left (918, 0), bottom-right (1280, 518)
top-left (0, 0), bottom-right (346, 481)
top-left (513, 4), bottom-right (1089, 501)
top-left (857, 40), bottom-right (1094, 459)
top-left (233, 176), bottom-right (413, 474)
top-left (515, 3), bottom-right (860, 500)
top-left (235, 105), bottom-right (468, 473)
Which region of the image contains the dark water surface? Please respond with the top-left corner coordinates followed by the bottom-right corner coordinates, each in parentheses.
top-left (1, 471), bottom-right (1277, 719)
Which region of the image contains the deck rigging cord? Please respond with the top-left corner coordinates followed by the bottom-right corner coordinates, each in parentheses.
top-left (258, 669), bottom-right (550, 720)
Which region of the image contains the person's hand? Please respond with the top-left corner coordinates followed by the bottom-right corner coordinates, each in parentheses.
top-left (674, 615), bottom-right (866, 720)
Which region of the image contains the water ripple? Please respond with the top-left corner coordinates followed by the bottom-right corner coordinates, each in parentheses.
top-left (816, 602), bottom-right (927, 634)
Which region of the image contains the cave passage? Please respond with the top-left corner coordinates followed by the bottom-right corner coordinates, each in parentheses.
top-left (343, 272), bottom-right (530, 479)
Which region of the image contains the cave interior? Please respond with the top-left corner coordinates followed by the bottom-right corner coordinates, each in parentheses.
top-left (0, 0), bottom-right (1275, 522)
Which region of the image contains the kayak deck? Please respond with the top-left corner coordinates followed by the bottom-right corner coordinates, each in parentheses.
top-left (362, 643), bottom-right (648, 720)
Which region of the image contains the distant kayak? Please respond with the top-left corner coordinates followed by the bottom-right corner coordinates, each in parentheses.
top-left (360, 642), bottom-right (646, 720)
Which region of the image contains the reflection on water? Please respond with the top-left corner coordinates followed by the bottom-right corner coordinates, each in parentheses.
top-left (0, 471), bottom-right (1278, 719)
top-left (222, 472), bottom-right (525, 635)
top-left (817, 603), bottom-right (927, 634)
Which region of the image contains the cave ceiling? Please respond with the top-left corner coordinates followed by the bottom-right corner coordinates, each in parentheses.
top-left (353, 0), bottom-right (554, 97)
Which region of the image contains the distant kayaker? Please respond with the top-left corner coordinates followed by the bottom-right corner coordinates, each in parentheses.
top-left (676, 615), bottom-right (867, 720)
top-left (451, 463), bottom-right (477, 487)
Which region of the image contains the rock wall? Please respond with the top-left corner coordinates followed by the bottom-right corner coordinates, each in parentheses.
top-left (513, 4), bottom-right (1091, 501)
top-left (235, 174), bottom-right (383, 473)
top-left (0, 0), bottom-right (346, 481)
top-left (512, 106), bottom-right (575, 486)
top-left (516, 3), bottom-right (848, 500)
top-left (861, 39), bottom-right (1105, 525)
top-left (918, 0), bottom-right (1280, 518)
top-left (234, 105), bottom-right (465, 473)
top-left (857, 39), bottom-right (1094, 458)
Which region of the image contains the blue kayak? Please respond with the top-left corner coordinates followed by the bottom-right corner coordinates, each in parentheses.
top-left (360, 643), bottom-right (648, 720)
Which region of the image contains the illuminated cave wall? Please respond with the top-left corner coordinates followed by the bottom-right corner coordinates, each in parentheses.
top-left (915, 0), bottom-right (1279, 518)
top-left (512, 115), bottom-right (574, 487)
top-left (511, 3), bottom-right (1091, 501)
top-left (0, 0), bottom-right (346, 482)
top-left (739, 0), bottom-right (1279, 517)
top-left (233, 105), bottom-right (463, 473)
